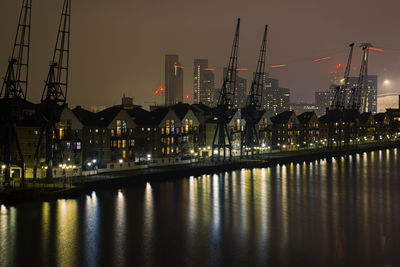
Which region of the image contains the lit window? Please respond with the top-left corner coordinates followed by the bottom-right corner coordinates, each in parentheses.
top-left (122, 140), bottom-right (126, 148)
top-left (117, 120), bottom-right (122, 136)
top-left (95, 129), bottom-right (99, 133)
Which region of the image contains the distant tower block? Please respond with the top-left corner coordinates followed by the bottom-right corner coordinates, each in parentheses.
top-left (165, 55), bottom-right (183, 106)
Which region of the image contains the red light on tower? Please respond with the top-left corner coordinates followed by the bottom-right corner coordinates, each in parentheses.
top-left (336, 63), bottom-right (343, 69)
top-left (186, 95), bottom-right (191, 99)
top-left (154, 86), bottom-right (164, 95)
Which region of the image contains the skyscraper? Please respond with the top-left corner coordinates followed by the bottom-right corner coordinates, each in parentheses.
top-left (193, 59), bottom-right (215, 107)
top-left (165, 55), bottom-right (183, 106)
top-left (315, 91), bottom-right (332, 116)
top-left (223, 67), bottom-right (247, 108)
top-left (264, 78), bottom-right (290, 117)
top-left (341, 75), bottom-right (378, 112)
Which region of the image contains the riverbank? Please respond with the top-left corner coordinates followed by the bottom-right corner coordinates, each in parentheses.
top-left (1, 141), bottom-right (400, 204)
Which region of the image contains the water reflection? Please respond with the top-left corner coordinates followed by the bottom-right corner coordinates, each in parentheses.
top-left (1, 149), bottom-right (400, 266)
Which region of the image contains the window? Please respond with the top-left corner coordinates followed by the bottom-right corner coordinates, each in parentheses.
top-left (122, 120), bottom-right (127, 135)
top-left (117, 120), bottom-right (122, 136)
top-left (34, 130), bottom-right (39, 135)
top-left (66, 142), bottom-right (71, 152)
top-left (171, 120), bottom-right (175, 134)
top-left (118, 140), bottom-right (121, 148)
top-left (122, 150), bottom-right (126, 158)
top-left (95, 129), bottom-right (99, 133)
top-left (111, 129), bottom-right (115, 136)
top-left (130, 139), bottom-right (135, 147)
top-left (122, 140), bottom-right (126, 148)
top-left (75, 142), bottom-right (81, 150)
top-left (166, 120), bottom-right (170, 134)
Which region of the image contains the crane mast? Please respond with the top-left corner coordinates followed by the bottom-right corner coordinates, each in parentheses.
top-left (34, 0), bottom-right (71, 180)
top-left (330, 43), bottom-right (354, 110)
top-left (349, 43), bottom-right (371, 111)
top-left (212, 18), bottom-right (240, 161)
top-left (241, 25), bottom-right (268, 157)
top-left (0, 0), bottom-right (32, 186)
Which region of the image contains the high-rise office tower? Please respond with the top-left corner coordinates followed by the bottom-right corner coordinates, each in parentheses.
top-left (264, 78), bottom-right (290, 117)
top-left (223, 67), bottom-right (247, 108)
top-left (315, 91), bottom-right (332, 116)
top-left (165, 55), bottom-right (183, 106)
top-left (337, 75), bottom-right (378, 112)
top-left (193, 59), bottom-right (215, 106)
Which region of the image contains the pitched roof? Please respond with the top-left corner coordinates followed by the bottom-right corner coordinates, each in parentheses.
top-left (270, 111), bottom-right (295, 124)
top-left (359, 112), bottom-right (372, 123)
top-left (297, 111), bottom-right (316, 124)
top-left (125, 107), bottom-right (151, 125)
top-left (72, 106), bottom-right (99, 126)
top-left (319, 109), bottom-right (343, 123)
top-left (342, 109), bottom-right (359, 122)
top-left (374, 113), bottom-right (387, 122)
top-left (169, 102), bottom-right (192, 120)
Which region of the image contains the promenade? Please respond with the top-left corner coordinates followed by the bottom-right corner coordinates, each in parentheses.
top-left (1, 141), bottom-right (399, 204)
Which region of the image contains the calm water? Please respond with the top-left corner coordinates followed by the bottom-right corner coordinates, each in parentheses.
top-left (1, 149), bottom-right (400, 267)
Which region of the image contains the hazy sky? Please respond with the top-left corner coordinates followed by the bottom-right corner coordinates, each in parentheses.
top-left (1, 0), bottom-right (400, 110)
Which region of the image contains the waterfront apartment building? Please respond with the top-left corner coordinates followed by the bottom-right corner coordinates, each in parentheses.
top-left (193, 59), bottom-right (215, 106)
top-left (165, 55), bottom-right (184, 106)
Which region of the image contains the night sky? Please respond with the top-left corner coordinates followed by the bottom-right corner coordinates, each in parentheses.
top-left (1, 0), bottom-right (400, 111)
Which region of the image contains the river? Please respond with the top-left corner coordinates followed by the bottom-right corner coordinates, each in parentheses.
top-left (1, 149), bottom-right (400, 266)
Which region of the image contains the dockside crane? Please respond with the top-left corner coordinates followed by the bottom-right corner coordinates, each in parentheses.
top-left (34, 0), bottom-right (71, 180)
top-left (241, 25), bottom-right (268, 158)
top-left (0, 0), bottom-right (32, 186)
top-left (212, 18), bottom-right (240, 161)
top-left (330, 43), bottom-right (354, 110)
top-left (348, 43), bottom-right (371, 112)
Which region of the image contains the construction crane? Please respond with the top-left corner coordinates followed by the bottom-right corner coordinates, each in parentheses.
top-left (330, 43), bottom-right (354, 110)
top-left (348, 43), bottom-right (371, 111)
top-left (212, 18), bottom-right (240, 161)
top-left (34, 0), bottom-right (71, 180)
top-left (0, 0), bottom-right (32, 186)
top-left (241, 25), bottom-right (268, 158)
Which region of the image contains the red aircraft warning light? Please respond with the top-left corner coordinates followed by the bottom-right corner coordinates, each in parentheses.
top-left (154, 86), bottom-right (164, 96)
top-left (186, 95), bottom-right (191, 99)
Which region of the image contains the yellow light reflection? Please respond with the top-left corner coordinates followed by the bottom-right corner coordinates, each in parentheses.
top-left (56, 199), bottom-right (78, 267)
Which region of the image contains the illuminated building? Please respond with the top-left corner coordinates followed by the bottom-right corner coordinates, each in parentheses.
top-left (334, 75), bottom-right (378, 112)
top-left (193, 59), bottom-right (215, 107)
top-left (347, 75), bottom-right (377, 113)
top-left (269, 111), bottom-right (299, 150)
top-left (315, 91), bottom-right (332, 116)
top-left (264, 78), bottom-right (290, 117)
top-left (223, 67), bottom-right (247, 108)
top-left (165, 55), bottom-right (184, 106)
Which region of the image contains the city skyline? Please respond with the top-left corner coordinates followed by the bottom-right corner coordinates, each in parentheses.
top-left (1, 0), bottom-right (400, 110)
